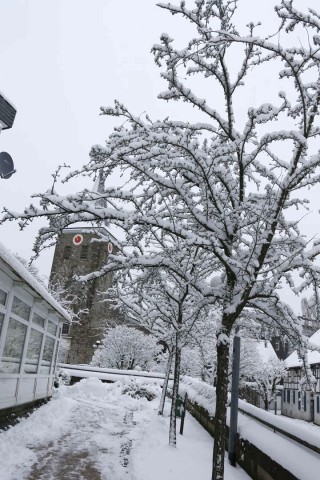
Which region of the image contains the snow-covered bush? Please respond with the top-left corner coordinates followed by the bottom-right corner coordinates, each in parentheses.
top-left (121, 379), bottom-right (161, 401)
top-left (54, 368), bottom-right (71, 387)
top-left (91, 325), bottom-right (161, 371)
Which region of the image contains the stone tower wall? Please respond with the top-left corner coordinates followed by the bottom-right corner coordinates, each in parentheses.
top-left (50, 229), bottom-right (124, 364)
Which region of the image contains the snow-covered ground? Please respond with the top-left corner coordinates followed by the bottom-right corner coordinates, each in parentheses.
top-left (0, 377), bottom-right (248, 480)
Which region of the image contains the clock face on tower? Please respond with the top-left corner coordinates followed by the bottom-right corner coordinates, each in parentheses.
top-left (73, 234), bottom-right (83, 245)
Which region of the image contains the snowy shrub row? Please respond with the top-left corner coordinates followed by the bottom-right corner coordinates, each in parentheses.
top-left (179, 376), bottom-right (216, 417)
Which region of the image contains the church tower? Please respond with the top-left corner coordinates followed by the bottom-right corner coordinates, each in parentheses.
top-left (49, 226), bottom-right (124, 364)
top-left (49, 172), bottom-right (124, 364)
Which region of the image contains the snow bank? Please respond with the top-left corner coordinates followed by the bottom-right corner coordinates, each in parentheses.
top-left (179, 376), bottom-right (216, 416)
top-left (0, 394), bottom-right (75, 479)
top-left (67, 376), bottom-right (162, 409)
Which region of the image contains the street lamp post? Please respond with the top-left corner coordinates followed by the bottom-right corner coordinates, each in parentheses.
top-left (228, 327), bottom-right (241, 466)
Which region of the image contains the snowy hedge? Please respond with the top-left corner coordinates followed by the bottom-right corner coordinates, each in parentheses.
top-left (179, 376), bottom-right (216, 417)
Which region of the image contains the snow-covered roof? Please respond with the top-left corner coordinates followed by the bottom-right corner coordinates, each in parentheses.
top-left (286, 329), bottom-right (320, 368)
top-left (255, 340), bottom-right (277, 363)
top-left (0, 241), bottom-right (71, 322)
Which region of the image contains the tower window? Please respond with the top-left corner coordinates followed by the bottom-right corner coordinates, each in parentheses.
top-left (62, 323), bottom-right (70, 335)
top-left (80, 245), bottom-right (89, 260)
top-left (63, 245), bottom-right (72, 259)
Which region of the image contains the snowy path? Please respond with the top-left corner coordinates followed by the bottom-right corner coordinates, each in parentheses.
top-left (0, 379), bottom-right (156, 480)
top-left (26, 397), bottom-right (138, 479)
top-left (0, 378), bottom-right (249, 480)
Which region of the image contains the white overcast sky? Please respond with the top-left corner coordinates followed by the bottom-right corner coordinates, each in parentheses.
top-left (0, 0), bottom-right (319, 312)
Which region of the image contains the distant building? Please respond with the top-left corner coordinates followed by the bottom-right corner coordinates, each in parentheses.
top-left (270, 336), bottom-right (291, 361)
top-left (300, 316), bottom-right (320, 338)
top-left (269, 312), bottom-right (319, 361)
top-left (282, 329), bottom-right (320, 426)
top-left (300, 296), bottom-right (320, 337)
top-left (49, 226), bottom-right (124, 365)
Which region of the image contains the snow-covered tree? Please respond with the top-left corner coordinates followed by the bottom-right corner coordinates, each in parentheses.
top-left (111, 241), bottom-right (213, 445)
top-left (251, 357), bottom-right (286, 411)
top-left (91, 325), bottom-right (160, 371)
top-left (48, 272), bottom-right (86, 322)
top-left (184, 313), bottom-right (218, 383)
top-left (14, 254), bottom-right (47, 288)
top-left (3, 2), bottom-right (320, 478)
top-left (239, 340), bottom-right (286, 410)
top-left (179, 345), bottom-right (205, 377)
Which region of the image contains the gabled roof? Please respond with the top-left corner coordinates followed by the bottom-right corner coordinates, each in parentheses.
top-left (0, 241), bottom-right (71, 322)
top-left (285, 329), bottom-right (320, 368)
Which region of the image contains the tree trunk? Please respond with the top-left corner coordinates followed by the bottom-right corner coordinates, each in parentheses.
top-left (263, 384), bottom-right (269, 411)
top-left (169, 341), bottom-right (181, 446)
top-left (158, 348), bottom-right (173, 416)
top-left (212, 339), bottom-right (231, 480)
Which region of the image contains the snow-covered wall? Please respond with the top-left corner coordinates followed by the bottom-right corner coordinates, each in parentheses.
top-left (181, 376), bottom-right (320, 480)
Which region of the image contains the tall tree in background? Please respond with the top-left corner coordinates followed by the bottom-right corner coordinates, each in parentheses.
top-left (3, 1), bottom-right (320, 478)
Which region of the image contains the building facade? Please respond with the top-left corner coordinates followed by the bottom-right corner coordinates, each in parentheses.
top-left (0, 242), bottom-right (69, 414)
top-left (270, 336), bottom-right (291, 361)
top-left (49, 227), bottom-right (124, 365)
top-left (282, 330), bottom-right (320, 425)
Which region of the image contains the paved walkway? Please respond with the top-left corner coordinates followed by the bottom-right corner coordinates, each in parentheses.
top-left (24, 396), bottom-right (140, 480)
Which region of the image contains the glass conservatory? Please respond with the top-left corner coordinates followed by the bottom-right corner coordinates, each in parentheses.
top-left (0, 243), bottom-right (71, 411)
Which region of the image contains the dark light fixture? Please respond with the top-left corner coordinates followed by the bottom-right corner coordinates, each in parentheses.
top-left (0, 93), bottom-right (17, 179)
top-left (0, 93), bottom-right (16, 130)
